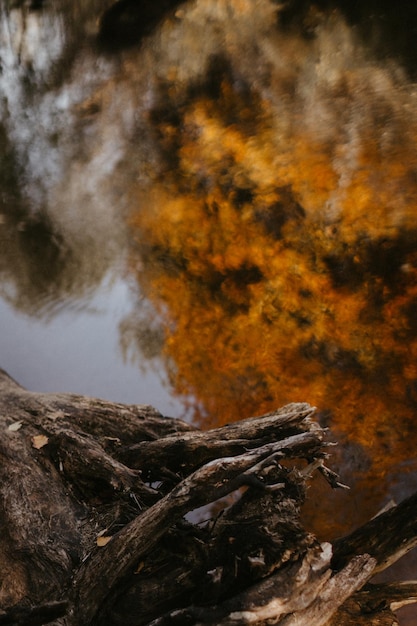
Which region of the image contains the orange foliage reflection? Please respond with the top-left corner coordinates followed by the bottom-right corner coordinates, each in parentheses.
top-left (128, 63), bottom-right (417, 534)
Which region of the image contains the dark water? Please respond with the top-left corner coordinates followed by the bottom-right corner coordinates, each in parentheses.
top-left (1, 0), bottom-right (417, 622)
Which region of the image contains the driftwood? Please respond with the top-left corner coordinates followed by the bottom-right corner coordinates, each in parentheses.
top-left (0, 368), bottom-right (416, 625)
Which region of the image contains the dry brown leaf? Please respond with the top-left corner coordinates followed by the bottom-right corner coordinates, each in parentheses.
top-left (32, 435), bottom-right (49, 449)
top-left (96, 536), bottom-right (112, 547)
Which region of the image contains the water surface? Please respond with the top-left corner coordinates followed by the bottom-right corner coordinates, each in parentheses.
top-left (1, 2), bottom-right (417, 621)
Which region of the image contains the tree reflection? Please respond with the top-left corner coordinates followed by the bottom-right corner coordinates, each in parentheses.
top-left (0, 0), bottom-right (127, 315)
top-left (127, 37), bottom-right (417, 533)
top-left (0, 128), bottom-right (115, 316)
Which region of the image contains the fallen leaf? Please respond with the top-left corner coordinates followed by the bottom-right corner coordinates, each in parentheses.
top-left (7, 421), bottom-right (23, 432)
top-left (96, 536), bottom-right (112, 547)
top-left (32, 435), bottom-right (49, 449)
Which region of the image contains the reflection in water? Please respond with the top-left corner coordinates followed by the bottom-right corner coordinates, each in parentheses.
top-left (1, 0), bottom-right (417, 594)
top-left (125, 3), bottom-right (417, 538)
top-left (0, 279), bottom-right (181, 415)
top-left (0, 0), bottom-right (128, 314)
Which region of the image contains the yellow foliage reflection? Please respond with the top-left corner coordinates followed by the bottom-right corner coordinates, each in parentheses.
top-left (128, 59), bottom-right (417, 533)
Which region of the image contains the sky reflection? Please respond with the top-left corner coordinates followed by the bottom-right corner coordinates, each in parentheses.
top-left (0, 276), bottom-right (184, 416)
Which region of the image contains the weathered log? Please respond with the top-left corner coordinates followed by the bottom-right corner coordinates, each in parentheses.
top-left (0, 368), bottom-right (416, 625)
top-left (0, 600), bottom-right (68, 625)
top-left (332, 494), bottom-right (417, 574)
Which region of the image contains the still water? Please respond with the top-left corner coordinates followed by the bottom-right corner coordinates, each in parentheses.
top-left (1, 0), bottom-right (417, 620)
